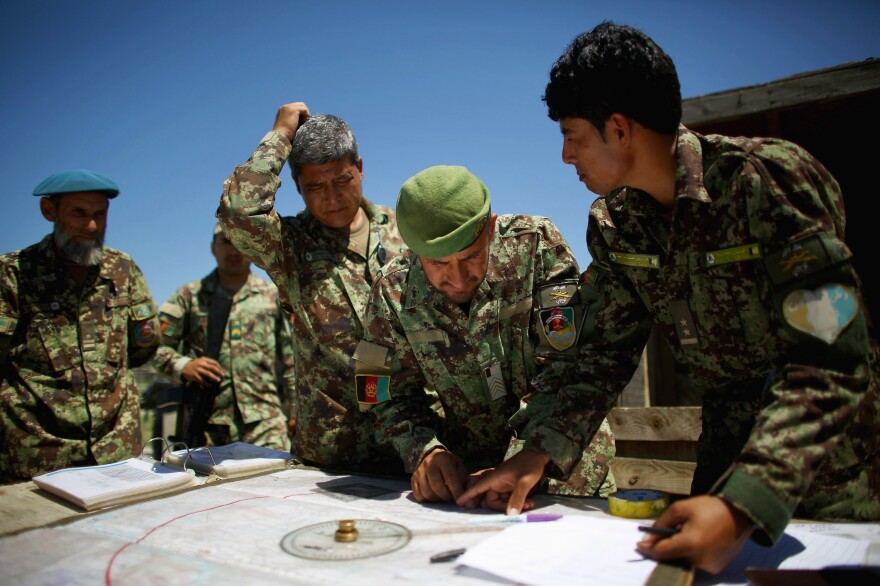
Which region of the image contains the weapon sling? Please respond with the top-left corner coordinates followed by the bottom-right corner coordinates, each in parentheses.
top-left (183, 288), bottom-right (233, 447)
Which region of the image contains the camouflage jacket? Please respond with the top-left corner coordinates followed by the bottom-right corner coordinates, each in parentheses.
top-left (152, 270), bottom-right (295, 426)
top-left (0, 235), bottom-right (159, 482)
top-left (566, 126), bottom-right (879, 544)
top-left (356, 214), bottom-right (614, 480)
top-left (217, 131), bottom-right (406, 473)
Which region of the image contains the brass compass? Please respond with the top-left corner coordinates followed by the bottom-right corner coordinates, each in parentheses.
top-left (280, 519), bottom-right (412, 561)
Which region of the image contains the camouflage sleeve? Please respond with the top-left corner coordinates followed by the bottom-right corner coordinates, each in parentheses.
top-left (354, 280), bottom-right (444, 473)
top-left (216, 131), bottom-right (290, 271)
top-left (277, 307), bottom-right (296, 419)
top-left (524, 213), bottom-right (653, 479)
top-left (151, 287), bottom-right (193, 383)
top-left (710, 141), bottom-right (876, 544)
top-left (0, 267), bottom-right (18, 377)
top-left (127, 262), bottom-right (160, 368)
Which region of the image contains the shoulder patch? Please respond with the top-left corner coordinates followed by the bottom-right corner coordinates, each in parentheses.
top-left (158, 301), bottom-right (185, 319)
top-left (782, 284), bottom-right (857, 344)
top-left (0, 315), bottom-right (17, 335)
top-left (539, 282), bottom-right (577, 309)
top-left (765, 233), bottom-right (841, 285)
top-left (540, 306), bottom-right (577, 351)
top-left (131, 301), bottom-right (157, 320)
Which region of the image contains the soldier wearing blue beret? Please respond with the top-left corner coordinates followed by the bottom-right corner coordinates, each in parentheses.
top-left (460, 22), bottom-right (880, 574)
top-left (0, 169), bottom-right (160, 482)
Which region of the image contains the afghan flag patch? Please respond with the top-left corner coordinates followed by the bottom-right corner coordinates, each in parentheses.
top-left (355, 374), bottom-right (391, 406)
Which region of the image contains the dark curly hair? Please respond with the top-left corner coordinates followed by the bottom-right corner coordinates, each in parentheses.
top-left (543, 21), bottom-right (682, 136)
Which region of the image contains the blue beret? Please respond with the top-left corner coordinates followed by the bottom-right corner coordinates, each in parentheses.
top-left (32, 169), bottom-right (120, 198)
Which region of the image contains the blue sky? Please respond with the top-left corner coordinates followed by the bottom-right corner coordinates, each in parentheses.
top-left (1, 0), bottom-right (878, 306)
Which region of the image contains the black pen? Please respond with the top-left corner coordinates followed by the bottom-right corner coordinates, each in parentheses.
top-left (637, 525), bottom-right (680, 537)
top-left (430, 547), bottom-right (466, 563)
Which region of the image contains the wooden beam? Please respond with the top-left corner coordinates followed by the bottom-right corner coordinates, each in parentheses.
top-left (611, 457), bottom-right (697, 495)
top-left (683, 58), bottom-right (880, 126)
top-left (608, 406), bottom-right (702, 442)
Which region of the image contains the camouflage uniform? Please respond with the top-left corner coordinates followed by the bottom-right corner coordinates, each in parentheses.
top-left (561, 126), bottom-right (879, 544)
top-left (0, 235), bottom-right (159, 482)
top-left (152, 270), bottom-right (296, 452)
top-left (217, 131), bottom-right (406, 473)
top-left (356, 215), bottom-right (616, 496)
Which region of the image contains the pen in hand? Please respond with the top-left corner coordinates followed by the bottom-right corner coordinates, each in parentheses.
top-left (637, 525), bottom-right (680, 537)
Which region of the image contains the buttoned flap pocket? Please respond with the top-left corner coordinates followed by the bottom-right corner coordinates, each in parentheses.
top-left (299, 250), bottom-right (339, 284)
top-left (28, 309), bottom-right (73, 374)
top-left (499, 298), bottom-right (532, 322)
top-left (688, 251), bottom-right (771, 359)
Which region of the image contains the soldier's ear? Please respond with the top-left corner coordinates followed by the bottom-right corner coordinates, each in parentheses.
top-left (39, 197), bottom-right (57, 222)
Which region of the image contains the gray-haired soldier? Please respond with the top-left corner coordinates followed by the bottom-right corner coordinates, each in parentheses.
top-left (0, 169), bottom-right (160, 482)
top-left (355, 165), bottom-right (616, 504)
top-left (217, 102), bottom-right (406, 473)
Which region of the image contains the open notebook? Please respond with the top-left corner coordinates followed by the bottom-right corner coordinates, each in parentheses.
top-left (32, 457), bottom-right (200, 511)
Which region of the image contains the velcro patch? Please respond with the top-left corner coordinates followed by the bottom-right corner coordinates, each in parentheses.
top-left (0, 315), bottom-right (17, 335)
top-left (353, 340), bottom-right (389, 368)
top-left (539, 282), bottom-right (577, 308)
top-left (782, 284), bottom-right (857, 344)
top-left (131, 302), bottom-right (157, 320)
top-left (540, 306), bottom-right (576, 351)
top-left (355, 374), bottom-right (391, 406)
top-left (765, 234), bottom-right (830, 285)
top-left (158, 302), bottom-right (184, 319)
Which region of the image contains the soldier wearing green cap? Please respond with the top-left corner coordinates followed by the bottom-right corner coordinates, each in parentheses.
top-left (217, 101), bottom-right (406, 473)
top-left (355, 165), bottom-right (616, 504)
top-left (0, 169), bottom-right (160, 483)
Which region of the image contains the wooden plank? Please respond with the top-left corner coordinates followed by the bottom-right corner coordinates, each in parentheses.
top-left (646, 561), bottom-right (694, 586)
top-left (683, 58), bottom-right (880, 126)
top-left (611, 457), bottom-right (697, 495)
top-left (608, 406), bottom-right (702, 442)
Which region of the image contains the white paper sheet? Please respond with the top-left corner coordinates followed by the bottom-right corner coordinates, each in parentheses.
top-left (456, 516), bottom-right (657, 586)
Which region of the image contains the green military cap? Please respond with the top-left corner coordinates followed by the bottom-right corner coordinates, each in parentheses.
top-left (32, 169), bottom-right (120, 198)
top-left (396, 165), bottom-right (491, 258)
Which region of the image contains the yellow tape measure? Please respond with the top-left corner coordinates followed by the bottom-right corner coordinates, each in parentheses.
top-left (608, 490), bottom-right (670, 519)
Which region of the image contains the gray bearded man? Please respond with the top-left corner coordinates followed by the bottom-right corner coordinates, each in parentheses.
top-left (0, 169), bottom-right (159, 483)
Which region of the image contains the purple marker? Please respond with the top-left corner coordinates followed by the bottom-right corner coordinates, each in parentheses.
top-left (467, 513), bottom-right (563, 526)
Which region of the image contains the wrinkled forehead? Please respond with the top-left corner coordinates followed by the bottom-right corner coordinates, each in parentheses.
top-left (297, 158), bottom-right (361, 185)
